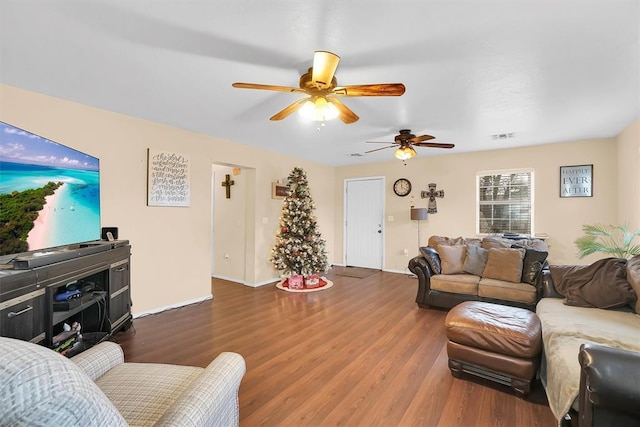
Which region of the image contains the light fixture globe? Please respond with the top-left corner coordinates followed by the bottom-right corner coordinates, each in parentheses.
top-left (394, 145), bottom-right (417, 160)
top-left (298, 97), bottom-right (340, 121)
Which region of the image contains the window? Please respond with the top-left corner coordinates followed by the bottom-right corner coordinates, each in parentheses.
top-left (477, 169), bottom-right (534, 235)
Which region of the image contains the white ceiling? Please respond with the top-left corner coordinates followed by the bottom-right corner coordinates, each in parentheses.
top-left (1, 1), bottom-right (638, 166)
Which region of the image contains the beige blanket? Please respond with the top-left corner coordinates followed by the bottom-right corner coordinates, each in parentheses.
top-left (536, 298), bottom-right (640, 421)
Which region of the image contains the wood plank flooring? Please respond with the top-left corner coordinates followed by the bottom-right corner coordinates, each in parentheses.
top-left (113, 271), bottom-right (557, 427)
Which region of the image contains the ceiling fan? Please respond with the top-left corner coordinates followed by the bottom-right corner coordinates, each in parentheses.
top-left (232, 51), bottom-right (405, 124)
top-left (365, 129), bottom-right (455, 159)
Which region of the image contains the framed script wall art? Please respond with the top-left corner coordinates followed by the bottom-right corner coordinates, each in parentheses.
top-left (147, 149), bottom-right (191, 206)
top-left (560, 164), bottom-right (593, 198)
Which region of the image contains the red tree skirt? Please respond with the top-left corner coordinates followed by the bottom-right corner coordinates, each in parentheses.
top-left (276, 277), bottom-right (333, 293)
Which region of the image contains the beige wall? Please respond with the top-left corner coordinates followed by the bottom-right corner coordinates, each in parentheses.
top-left (617, 118), bottom-right (640, 228)
top-left (3, 84), bottom-right (638, 314)
top-left (1, 84), bottom-right (336, 314)
top-left (335, 137), bottom-right (624, 268)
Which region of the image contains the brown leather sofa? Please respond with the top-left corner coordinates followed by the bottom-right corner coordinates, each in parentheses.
top-left (408, 236), bottom-right (549, 311)
top-left (572, 343), bottom-right (640, 427)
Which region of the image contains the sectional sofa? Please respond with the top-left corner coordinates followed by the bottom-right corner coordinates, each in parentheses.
top-left (408, 235), bottom-right (640, 423)
top-left (536, 257), bottom-right (640, 423)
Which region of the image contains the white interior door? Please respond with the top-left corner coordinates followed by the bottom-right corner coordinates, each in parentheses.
top-left (344, 177), bottom-right (384, 269)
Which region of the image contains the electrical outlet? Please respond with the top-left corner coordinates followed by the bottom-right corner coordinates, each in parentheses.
top-left (402, 248), bottom-right (409, 256)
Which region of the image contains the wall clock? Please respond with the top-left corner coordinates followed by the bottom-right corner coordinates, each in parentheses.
top-left (393, 178), bottom-right (412, 197)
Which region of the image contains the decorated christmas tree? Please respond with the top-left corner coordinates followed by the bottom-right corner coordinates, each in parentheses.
top-left (270, 167), bottom-right (329, 278)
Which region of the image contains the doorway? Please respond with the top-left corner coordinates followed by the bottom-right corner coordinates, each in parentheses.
top-left (211, 165), bottom-right (247, 281)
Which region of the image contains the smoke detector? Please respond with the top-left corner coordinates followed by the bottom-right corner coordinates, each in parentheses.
top-left (491, 132), bottom-right (515, 140)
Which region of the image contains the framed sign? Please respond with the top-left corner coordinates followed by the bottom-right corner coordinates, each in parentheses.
top-left (560, 164), bottom-right (593, 198)
top-left (271, 182), bottom-right (289, 199)
top-left (147, 149), bottom-right (191, 206)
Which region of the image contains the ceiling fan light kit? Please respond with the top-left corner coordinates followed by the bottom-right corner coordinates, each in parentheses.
top-left (394, 145), bottom-right (417, 160)
top-left (298, 97), bottom-right (339, 121)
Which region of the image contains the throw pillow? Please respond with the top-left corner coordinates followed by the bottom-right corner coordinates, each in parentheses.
top-left (481, 236), bottom-right (515, 250)
top-left (625, 255), bottom-right (640, 313)
top-left (512, 245), bottom-right (548, 286)
top-left (437, 244), bottom-right (467, 275)
top-left (428, 236), bottom-right (465, 248)
top-left (464, 238), bottom-right (482, 247)
top-left (419, 246), bottom-right (442, 275)
top-left (482, 247), bottom-right (526, 283)
top-left (563, 258), bottom-right (636, 309)
top-left (462, 245), bottom-right (488, 276)
top-left (512, 238), bottom-right (549, 251)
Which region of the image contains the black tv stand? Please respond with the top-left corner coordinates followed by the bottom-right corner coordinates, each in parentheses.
top-left (11, 241), bottom-right (112, 270)
top-left (0, 241), bottom-right (132, 354)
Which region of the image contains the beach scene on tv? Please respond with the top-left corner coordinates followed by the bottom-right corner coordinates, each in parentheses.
top-left (0, 122), bottom-right (101, 257)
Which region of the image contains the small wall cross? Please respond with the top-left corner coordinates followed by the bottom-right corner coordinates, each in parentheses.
top-left (221, 174), bottom-right (235, 199)
top-left (421, 183), bottom-right (445, 213)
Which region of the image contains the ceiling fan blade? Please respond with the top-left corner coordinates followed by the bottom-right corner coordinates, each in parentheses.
top-left (330, 98), bottom-right (359, 124)
top-left (410, 134), bottom-right (436, 143)
top-left (365, 145), bottom-right (396, 154)
top-left (312, 51), bottom-right (340, 89)
top-left (413, 142), bottom-right (456, 149)
top-left (269, 98), bottom-right (310, 121)
top-left (332, 83), bottom-right (406, 97)
top-left (365, 140), bottom-right (394, 144)
top-left (232, 82), bottom-right (305, 93)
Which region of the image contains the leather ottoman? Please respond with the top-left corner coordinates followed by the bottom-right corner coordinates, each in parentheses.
top-left (444, 301), bottom-right (542, 397)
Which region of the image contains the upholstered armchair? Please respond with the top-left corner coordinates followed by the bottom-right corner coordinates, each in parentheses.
top-left (0, 337), bottom-right (246, 426)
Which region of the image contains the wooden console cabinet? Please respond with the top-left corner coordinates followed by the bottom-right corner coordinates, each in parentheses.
top-left (0, 241), bottom-right (132, 353)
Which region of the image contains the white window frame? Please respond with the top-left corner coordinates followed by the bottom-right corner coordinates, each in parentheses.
top-left (476, 168), bottom-right (535, 236)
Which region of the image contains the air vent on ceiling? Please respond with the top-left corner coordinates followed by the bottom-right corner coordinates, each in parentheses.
top-left (491, 132), bottom-right (515, 140)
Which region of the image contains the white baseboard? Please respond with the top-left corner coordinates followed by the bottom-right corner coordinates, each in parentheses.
top-left (132, 295), bottom-right (212, 319)
top-left (211, 274), bottom-right (279, 288)
top-left (244, 278), bottom-right (280, 288)
top-left (382, 268), bottom-right (408, 275)
top-left (332, 264), bottom-right (409, 276)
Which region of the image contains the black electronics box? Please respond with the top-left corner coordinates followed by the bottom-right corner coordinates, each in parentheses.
top-left (52, 291), bottom-right (107, 312)
top-left (53, 298), bottom-right (81, 312)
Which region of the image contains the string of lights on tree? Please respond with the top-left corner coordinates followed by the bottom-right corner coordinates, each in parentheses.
top-left (270, 167), bottom-right (328, 277)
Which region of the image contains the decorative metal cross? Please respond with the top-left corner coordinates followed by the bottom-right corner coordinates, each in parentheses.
top-left (421, 183), bottom-right (445, 213)
top-left (221, 174), bottom-right (235, 199)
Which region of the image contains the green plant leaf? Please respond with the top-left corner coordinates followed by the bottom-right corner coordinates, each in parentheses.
top-left (575, 223), bottom-right (640, 259)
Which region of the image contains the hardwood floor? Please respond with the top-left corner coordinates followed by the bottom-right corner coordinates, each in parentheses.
top-left (113, 271), bottom-right (557, 426)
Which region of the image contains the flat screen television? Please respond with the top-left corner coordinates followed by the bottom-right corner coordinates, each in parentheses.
top-left (0, 121), bottom-right (101, 256)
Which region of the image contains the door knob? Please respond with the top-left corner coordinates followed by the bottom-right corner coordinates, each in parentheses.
top-left (377, 230), bottom-right (382, 234)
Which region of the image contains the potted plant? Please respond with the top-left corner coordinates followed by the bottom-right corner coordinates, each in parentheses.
top-left (574, 223), bottom-right (640, 259)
